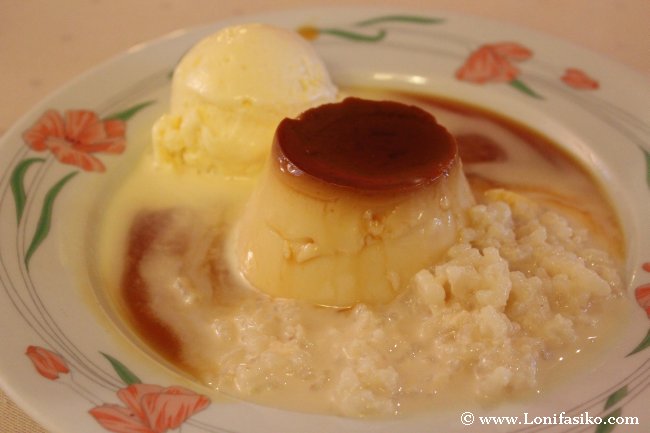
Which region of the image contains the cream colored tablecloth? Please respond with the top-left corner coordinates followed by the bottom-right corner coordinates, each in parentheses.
top-left (1, 0), bottom-right (648, 431)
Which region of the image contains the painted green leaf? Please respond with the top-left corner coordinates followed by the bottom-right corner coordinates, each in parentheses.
top-left (104, 100), bottom-right (155, 122)
top-left (604, 386), bottom-right (628, 410)
top-left (101, 352), bottom-right (142, 385)
top-left (627, 328), bottom-right (650, 356)
top-left (24, 171), bottom-right (78, 268)
top-left (320, 28), bottom-right (386, 42)
top-left (641, 149), bottom-right (650, 187)
top-left (355, 15), bottom-right (445, 27)
top-left (509, 79), bottom-right (543, 99)
top-left (595, 407), bottom-right (622, 433)
top-left (10, 157), bottom-right (45, 223)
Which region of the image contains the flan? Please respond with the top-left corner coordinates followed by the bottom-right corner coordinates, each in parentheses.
top-left (235, 97), bottom-right (475, 306)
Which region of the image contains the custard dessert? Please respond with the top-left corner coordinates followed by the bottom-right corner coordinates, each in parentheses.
top-left (236, 97), bottom-right (474, 306)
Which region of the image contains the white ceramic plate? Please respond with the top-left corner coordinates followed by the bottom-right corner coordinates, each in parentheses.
top-left (1, 7), bottom-right (648, 433)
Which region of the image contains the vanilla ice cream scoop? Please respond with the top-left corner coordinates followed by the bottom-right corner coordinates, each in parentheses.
top-left (153, 24), bottom-right (337, 175)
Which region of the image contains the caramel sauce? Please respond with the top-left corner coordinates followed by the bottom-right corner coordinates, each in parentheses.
top-left (274, 97), bottom-right (457, 192)
top-left (403, 91), bottom-right (570, 167)
top-left (121, 210), bottom-right (182, 364)
top-left (456, 133), bottom-right (508, 163)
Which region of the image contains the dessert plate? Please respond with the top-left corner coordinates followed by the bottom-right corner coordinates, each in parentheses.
top-left (0, 7), bottom-right (648, 433)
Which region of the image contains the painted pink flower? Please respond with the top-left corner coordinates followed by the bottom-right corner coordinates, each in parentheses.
top-left (23, 109), bottom-right (126, 172)
top-left (636, 284), bottom-right (650, 318)
top-left (25, 345), bottom-right (70, 380)
top-left (561, 68), bottom-right (599, 89)
top-left (456, 42), bottom-right (533, 83)
top-left (642, 262), bottom-right (650, 273)
top-left (90, 383), bottom-right (210, 433)
top-left (88, 404), bottom-right (153, 433)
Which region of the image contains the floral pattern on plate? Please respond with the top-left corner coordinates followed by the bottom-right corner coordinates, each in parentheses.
top-left (10, 103), bottom-right (151, 267)
top-left (26, 346), bottom-right (210, 433)
top-left (0, 8), bottom-right (648, 433)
